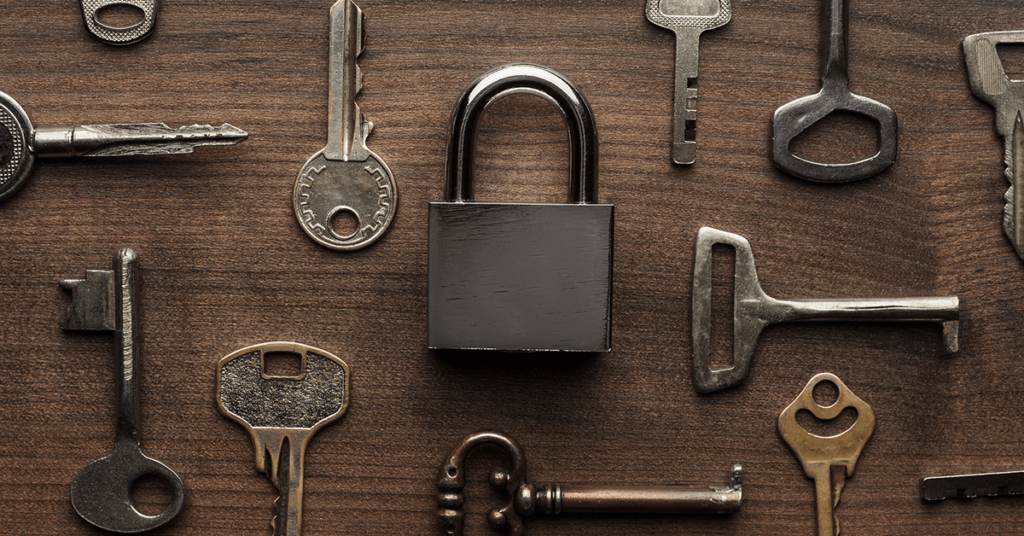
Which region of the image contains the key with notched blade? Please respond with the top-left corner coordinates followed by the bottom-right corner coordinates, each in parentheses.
top-left (0, 90), bottom-right (248, 202)
top-left (217, 342), bottom-right (350, 536)
top-left (922, 470), bottom-right (1024, 501)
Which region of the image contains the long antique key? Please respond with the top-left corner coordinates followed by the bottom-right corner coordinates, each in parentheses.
top-left (692, 227), bottom-right (960, 393)
top-left (771, 0), bottom-right (897, 182)
top-left (779, 373), bottom-right (875, 536)
top-left (645, 0), bottom-right (731, 165)
top-left (436, 430), bottom-right (741, 536)
top-left (0, 90), bottom-right (247, 202)
top-left (963, 31), bottom-right (1024, 261)
top-left (217, 342), bottom-right (350, 536)
top-left (294, 0), bottom-right (397, 251)
top-left (63, 248), bottom-right (186, 533)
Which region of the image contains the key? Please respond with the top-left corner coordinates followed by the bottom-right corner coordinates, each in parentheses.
top-left (437, 430), bottom-right (741, 536)
top-left (771, 0), bottom-right (897, 183)
top-left (645, 0), bottom-right (731, 165)
top-left (692, 227), bottom-right (960, 393)
top-left (922, 470), bottom-right (1024, 501)
top-left (217, 342), bottom-right (350, 536)
top-left (63, 248), bottom-right (186, 534)
top-left (779, 373), bottom-right (875, 536)
top-left (963, 31), bottom-right (1024, 260)
top-left (0, 90), bottom-right (247, 202)
top-left (81, 0), bottom-right (158, 45)
top-left (294, 0), bottom-right (397, 251)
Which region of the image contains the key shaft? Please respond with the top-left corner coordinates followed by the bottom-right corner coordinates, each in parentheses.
top-left (34, 123), bottom-right (248, 158)
top-left (252, 428), bottom-right (312, 536)
top-left (325, 0), bottom-right (370, 161)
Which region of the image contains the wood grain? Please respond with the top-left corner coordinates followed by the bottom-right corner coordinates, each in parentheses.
top-left (2, 0), bottom-right (1024, 534)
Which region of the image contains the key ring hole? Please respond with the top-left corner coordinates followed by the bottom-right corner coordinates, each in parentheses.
top-left (261, 351), bottom-right (306, 380)
top-left (130, 473), bottom-right (174, 516)
top-left (94, 3), bottom-right (146, 31)
top-left (0, 124), bottom-right (12, 169)
top-left (812, 379), bottom-right (840, 407)
top-left (997, 43), bottom-right (1024, 81)
top-left (328, 207), bottom-right (360, 240)
top-left (796, 406), bottom-right (858, 437)
top-left (788, 111), bottom-right (880, 165)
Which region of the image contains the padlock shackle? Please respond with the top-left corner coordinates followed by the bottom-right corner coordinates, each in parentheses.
top-left (444, 63), bottom-right (599, 204)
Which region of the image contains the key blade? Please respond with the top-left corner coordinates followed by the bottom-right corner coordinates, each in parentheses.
top-left (922, 471), bottom-right (1024, 501)
top-left (325, 0), bottom-right (371, 162)
top-left (79, 123), bottom-right (247, 157)
top-left (1007, 112), bottom-right (1024, 258)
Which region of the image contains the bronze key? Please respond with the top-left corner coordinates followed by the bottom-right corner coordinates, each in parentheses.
top-left (779, 373), bottom-right (875, 536)
top-left (436, 431), bottom-right (741, 536)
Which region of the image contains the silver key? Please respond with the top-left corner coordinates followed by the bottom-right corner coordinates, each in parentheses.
top-left (645, 0), bottom-right (731, 165)
top-left (922, 471), bottom-right (1024, 501)
top-left (294, 0), bottom-right (397, 251)
top-left (217, 342), bottom-right (350, 536)
top-left (81, 0), bottom-right (158, 45)
top-left (963, 31), bottom-right (1024, 260)
top-left (0, 90), bottom-right (248, 202)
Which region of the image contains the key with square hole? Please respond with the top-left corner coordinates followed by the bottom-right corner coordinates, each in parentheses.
top-left (771, 0), bottom-right (897, 182)
top-left (437, 430), bottom-right (741, 536)
top-left (964, 31), bottom-right (1024, 261)
top-left (692, 227), bottom-right (960, 393)
top-left (922, 470), bottom-right (1024, 501)
top-left (0, 90), bottom-right (247, 203)
top-left (294, 0), bottom-right (397, 251)
top-left (645, 0), bottom-right (731, 165)
top-left (217, 342), bottom-right (350, 536)
top-left (779, 373), bottom-right (875, 536)
top-left (63, 248), bottom-right (185, 533)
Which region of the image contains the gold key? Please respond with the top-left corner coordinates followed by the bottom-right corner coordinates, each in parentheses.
top-left (778, 373), bottom-right (875, 536)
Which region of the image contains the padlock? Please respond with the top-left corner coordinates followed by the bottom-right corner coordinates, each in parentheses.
top-left (428, 63), bottom-right (613, 353)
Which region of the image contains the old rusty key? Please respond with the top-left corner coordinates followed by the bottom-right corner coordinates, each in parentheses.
top-left (436, 431), bottom-right (741, 536)
top-left (217, 342), bottom-right (350, 536)
top-left (779, 373), bottom-right (875, 536)
top-left (63, 248), bottom-right (185, 533)
top-left (692, 227), bottom-right (960, 393)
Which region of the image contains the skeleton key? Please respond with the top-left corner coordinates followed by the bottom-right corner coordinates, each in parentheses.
top-left (922, 470), bottom-right (1024, 501)
top-left (645, 0), bottom-right (731, 165)
top-left (779, 373), bottom-right (875, 536)
top-left (436, 431), bottom-right (741, 536)
top-left (294, 0), bottom-right (397, 251)
top-left (963, 31), bottom-right (1024, 261)
top-left (81, 0), bottom-right (158, 45)
top-left (63, 248), bottom-right (185, 533)
top-left (692, 227), bottom-right (960, 393)
top-left (217, 342), bottom-right (350, 536)
top-left (0, 90), bottom-right (247, 203)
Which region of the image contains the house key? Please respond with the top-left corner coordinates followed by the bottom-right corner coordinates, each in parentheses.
top-left (0, 90), bottom-right (248, 202)
top-left (294, 0), bottom-right (397, 251)
top-left (81, 0), bottom-right (158, 45)
top-left (217, 342), bottom-right (350, 536)
top-left (779, 373), bottom-right (875, 536)
top-left (63, 248), bottom-right (185, 533)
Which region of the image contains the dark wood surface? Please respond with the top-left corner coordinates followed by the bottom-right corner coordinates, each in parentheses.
top-left (2, 0), bottom-right (1024, 534)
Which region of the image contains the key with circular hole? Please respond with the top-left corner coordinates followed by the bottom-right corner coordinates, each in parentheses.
top-left (770, 0), bottom-right (897, 182)
top-left (217, 342), bottom-right (350, 536)
top-left (692, 227), bottom-right (960, 393)
top-left (779, 373), bottom-right (875, 536)
top-left (293, 0), bottom-right (397, 251)
top-left (62, 248), bottom-right (185, 533)
top-left (0, 90), bottom-right (247, 203)
top-left (81, 0), bottom-right (158, 45)
top-left (436, 431), bottom-right (741, 536)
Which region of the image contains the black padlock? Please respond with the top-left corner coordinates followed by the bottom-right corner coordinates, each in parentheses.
top-left (428, 63), bottom-right (613, 353)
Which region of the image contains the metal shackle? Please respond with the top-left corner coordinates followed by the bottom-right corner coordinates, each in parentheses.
top-left (444, 63), bottom-right (599, 204)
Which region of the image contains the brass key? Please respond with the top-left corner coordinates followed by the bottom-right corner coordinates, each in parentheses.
top-left (778, 373), bottom-right (875, 536)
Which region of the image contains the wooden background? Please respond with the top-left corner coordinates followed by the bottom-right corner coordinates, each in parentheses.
top-left (2, 0), bottom-right (1024, 534)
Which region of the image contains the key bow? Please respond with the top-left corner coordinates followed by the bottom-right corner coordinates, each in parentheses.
top-left (436, 431), bottom-right (528, 536)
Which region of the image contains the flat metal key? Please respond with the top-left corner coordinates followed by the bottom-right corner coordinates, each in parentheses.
top-left (692, 227), bottom-right (960, 393)
top-left (922, 470), bottom-right (1024, 501)
top-left (963, 31), bottom-right (1024, 261)
top-left (81, 0), bottom-right (158, 45)
top-left (437, 430), bottom-right (741, 536)
top-left (217, 342), bottom-right (350, 536)
top-left (779, 373), bottom-right (875, 536)
top-left (0, 90), bottom-right (248, 202)
top-left (63, 248), bottom-right (185, 533)
top-left (771, 0), bottom-right (897, 183)
top-left (645, 0), bottom-right (731, 165)
top-left (294, 0), bottom-right (397, 251)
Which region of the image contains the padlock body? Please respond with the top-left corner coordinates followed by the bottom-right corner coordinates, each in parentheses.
top-left (428, 202), bottom-right (613, 352)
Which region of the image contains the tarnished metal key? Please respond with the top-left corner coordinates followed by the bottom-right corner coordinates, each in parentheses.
top-left (963, 31), bottom-right (1024, 261)
top-left (692, 227), bottom-right (960, 393)
top-left (922, 470), bottom-right (1024, 501)
top-left (779, 373), bottom-right (875, 536)
top-left (294, 0), bottom-right (397, 251)
top-left (0, 90), bottom-right (247, 202)
top-left (81, 0), bottom-right (158, 45)
top-left (645, 0), bottom-right (731, 165)
top-left (217, 342), bottom-right (350, 536)
top-left (436, 430), bottom-right (741, 536)
top-left (63, 248), bottom-right (185, 534)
